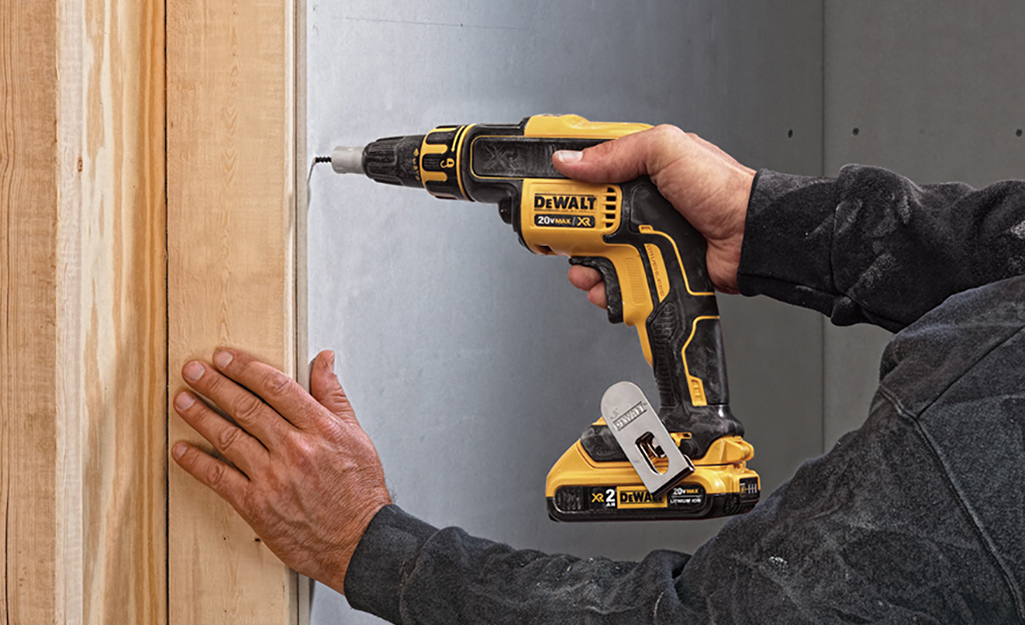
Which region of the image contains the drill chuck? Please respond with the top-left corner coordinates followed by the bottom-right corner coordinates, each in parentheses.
top-left (330, 135), bottom-right (425, 188)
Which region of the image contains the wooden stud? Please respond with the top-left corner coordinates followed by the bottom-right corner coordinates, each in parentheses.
top-left (1, 0), bottom-right (167, 623)
top-left (1, 0), bottom-right (61, 621)
top-left (2, 0), bottom-right (301, 620)
top-left (166, 0), bottom-right (299, 621)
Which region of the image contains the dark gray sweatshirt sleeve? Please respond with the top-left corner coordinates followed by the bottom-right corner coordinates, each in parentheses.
top-left (344, 506), bottom-right (690, 624)
top-left (344, 288), bottom-right (1025, 625)
top-left (347, 267), bottom-right (1025, 624)
top-left (343, 165), bottom-right (1025, 624)
top-left (738, 165), bottom-right (1025, 331)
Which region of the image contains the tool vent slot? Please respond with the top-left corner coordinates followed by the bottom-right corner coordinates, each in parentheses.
top-left (602, 186), bottom-right (618, 228)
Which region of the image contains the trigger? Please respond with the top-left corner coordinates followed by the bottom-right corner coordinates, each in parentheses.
top-left (569, 257), bottom-right (624, 324)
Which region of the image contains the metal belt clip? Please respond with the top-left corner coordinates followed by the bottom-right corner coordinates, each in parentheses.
top-left (601, 381), bottom-right (694, 499)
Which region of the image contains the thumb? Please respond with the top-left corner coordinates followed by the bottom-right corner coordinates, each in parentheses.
top-left (309, 350), bottom-right (356, 420)
top-left (551, 127), bottom-right (672, 183)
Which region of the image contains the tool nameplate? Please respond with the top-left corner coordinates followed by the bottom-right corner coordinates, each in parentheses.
top-left (585, 485), bottom-right (705, 510)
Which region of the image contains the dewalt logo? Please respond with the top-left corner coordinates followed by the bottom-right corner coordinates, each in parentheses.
top-left (533, 193), bottom-right (597, 211)
top-left (610, 401), bottom-right (646, 432)
top-left (617, 487), bottom-right (667, 509)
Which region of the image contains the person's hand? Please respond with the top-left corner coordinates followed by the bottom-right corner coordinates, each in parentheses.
top-left (552, 125), bottom-right (755, 302)
top-left (171, 347), bottom-right (390, 595)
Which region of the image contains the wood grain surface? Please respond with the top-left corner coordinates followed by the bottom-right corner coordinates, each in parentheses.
top-left (2, 0), bottom-right (300, 621)
top-left (166, 0), bottom-right (299, 622)
top-left (1, 0), bottom-right (60, 621)
top-left (1, 0), bottom-right (167, 623)
top-left (64, 1), bottom-right (168, 622)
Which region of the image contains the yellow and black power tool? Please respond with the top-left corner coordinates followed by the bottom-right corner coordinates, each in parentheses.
top-left (323, 114), bottom-right (759, 521)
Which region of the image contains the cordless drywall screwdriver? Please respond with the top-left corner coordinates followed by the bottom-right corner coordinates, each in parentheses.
top-left (324, 115), bottom-right (759, 521)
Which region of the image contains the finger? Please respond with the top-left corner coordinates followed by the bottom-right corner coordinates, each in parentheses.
top-left (171, 441), bottom-right (249, 509)
top-left (309, 350), bottom-right (358, 423)
top-left (567, 266), bottom-right (607, 309)
top-left (567, 265), bottom-right (602, 291)
top-left (587, 283), bottom-right (608, 309)
top-left (173, 390), bottom-right (268, 475)
top-left (552, 125), bottom-right (685, 183)
top-left (209, 348), bottom-right (320, 430)
top-left (182, 359), bottom-right (297, 443)
top-left (552, 140), bottom-right (645, 183)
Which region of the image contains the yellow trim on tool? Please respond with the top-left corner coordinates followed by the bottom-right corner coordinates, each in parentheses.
top-left (420, 139), bottom-right (449, 184)
top-left (518, 178), bottom-right (656, 365)
top-left (453, 124), bottom-right (474, 199)
top-left (643, 243), bottom-right (670, 302)
top-left (637, 225), bottom-right (715, 296)
top-left (681, 316), bottom-right (719, 407)
top-left (544, 435), bottom-right (757, 498)
top-left (524, 114), bottom-right (651, 139)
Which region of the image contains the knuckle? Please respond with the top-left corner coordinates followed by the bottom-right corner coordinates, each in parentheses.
top-left (203, 371), bottom-right (224, 394)
top-left (289, 435), bottom-right (313, 458)
top-left (233, 394), bottom-right (264, 424)
top-left (652, 124), bottom-right (685, 142)
top-left (285, 436), bottom-right (317, 471)
top-left (206, 460), bottom-right (228, 488)
top-left (216, 425), bottom-right (243, 453)
top-left (325, 388), bottom-right (352, 411)
top-left (261, 370), bottom-right (293, 399)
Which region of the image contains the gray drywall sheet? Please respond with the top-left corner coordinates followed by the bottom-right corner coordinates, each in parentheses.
top-left (306, 2), bottom-right (824, 621)
top-left (822, 0), bottom-right (1025, 446)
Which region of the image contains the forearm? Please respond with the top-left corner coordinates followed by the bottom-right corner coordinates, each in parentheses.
top-left (345, 506), bottom-right (691, 624)
top-left (737, 166), bottom-right (1025, 331)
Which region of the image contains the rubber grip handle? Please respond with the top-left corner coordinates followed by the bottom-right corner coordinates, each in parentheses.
top-left (610, 179), bottom-right (731, 416)
top-left (568, 257), bottom-right (623, 324)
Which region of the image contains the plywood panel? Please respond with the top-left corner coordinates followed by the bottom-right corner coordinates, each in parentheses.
top-left (166, 0), bottom-right (299, 622)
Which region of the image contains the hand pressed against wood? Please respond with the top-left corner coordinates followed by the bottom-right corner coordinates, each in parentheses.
top-left (172, 348), bottom-right (390, 594)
